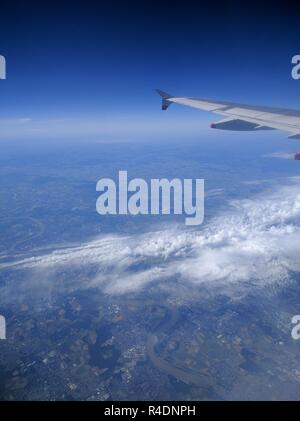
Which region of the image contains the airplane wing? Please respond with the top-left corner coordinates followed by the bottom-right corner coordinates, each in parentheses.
top-left (156, 89), bottom-right (300, 139)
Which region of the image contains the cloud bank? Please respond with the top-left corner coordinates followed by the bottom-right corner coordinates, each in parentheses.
top-left (0, 115), bottom-right (210, 141)
top-left (2, 179), bottom-right (300, 296)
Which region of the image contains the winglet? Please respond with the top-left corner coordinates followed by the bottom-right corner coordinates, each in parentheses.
top-left (155, 89), bottom-right (173, 110)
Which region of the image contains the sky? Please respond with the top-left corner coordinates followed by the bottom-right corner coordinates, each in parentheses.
top-left (0, 0), bottom-right (300, 139)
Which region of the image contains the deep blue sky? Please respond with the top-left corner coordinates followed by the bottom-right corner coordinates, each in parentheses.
top-left (0, 0), bottom-right (300, 139)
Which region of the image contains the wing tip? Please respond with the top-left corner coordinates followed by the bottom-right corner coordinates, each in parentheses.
top-left (155, 89), bottom-right (173, 110)
top-left (155, 89), bottom-right (173, 99)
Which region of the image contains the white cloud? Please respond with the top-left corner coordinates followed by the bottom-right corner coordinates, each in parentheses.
top-left (2, 179), bottom-right (300, 296)
top-left (264, 151), bottom-right (294, 160)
